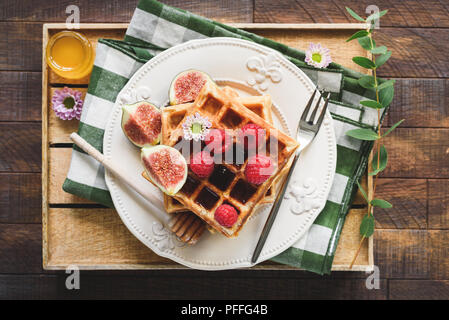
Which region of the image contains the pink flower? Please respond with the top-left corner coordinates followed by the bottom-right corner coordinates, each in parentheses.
top-left (305, 43), bottom-right (332, 69)
top-left (51, 87), bottom-right (84, 120)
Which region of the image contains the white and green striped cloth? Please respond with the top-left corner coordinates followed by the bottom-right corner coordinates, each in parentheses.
top-left (63, 0), bottom-right (390, 274)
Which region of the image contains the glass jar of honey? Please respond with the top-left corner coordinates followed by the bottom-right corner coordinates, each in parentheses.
top-left (46, 31), bottom-right (94, 80)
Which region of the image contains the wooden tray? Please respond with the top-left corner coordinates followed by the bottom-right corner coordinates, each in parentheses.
top-left (42, 23), bottom-right (373, 271)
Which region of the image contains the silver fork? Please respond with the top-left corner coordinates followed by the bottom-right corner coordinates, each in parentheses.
top-left (251, 89), bottom-right (330, 263)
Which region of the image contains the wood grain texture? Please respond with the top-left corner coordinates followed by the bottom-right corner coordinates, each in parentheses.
top-left (429, 231), bottom-right (449, 280)
top-left (333, 209), bottom-right (370, 268)
top-left (0, 123), bottom-right (41, 172)
top-left (0, 22), bottom-right (42, 71)
top-left (0, 275), bottom-right (387, 299)
top-left (46, 208), bottom-right (172, 267)
top-left (389, 280), bottom-right (449, 299)
top-left (374, 178), bottom-right (427, 229)
top-left (375, 230), bottom-right (430, 279)
top-left (0, 224), bottom-right (42, 274)
top-left (382, 128), bottom-right (449, 179)
top-left (0, 72), bottom-right (41, 121)
top-left (48, 148), bottom-right (93, 204)
top-left (386, 79), bottom-right (448, 128)
top-left (375, 28), bottom-right (449, 78)
top-left (428, 179), bottom-right (449, 229)
top-left (0, 0), bottom-right (254, 23)
top-left (0, 173), bottom-right (41, 223)
top-left (254, 0), bottom-right (449, 27)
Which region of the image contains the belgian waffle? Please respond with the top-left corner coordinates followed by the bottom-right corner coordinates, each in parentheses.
top-left (161, 88), bottom-right (278, 213)
top-left (163, 81), bottom-right (299, 237)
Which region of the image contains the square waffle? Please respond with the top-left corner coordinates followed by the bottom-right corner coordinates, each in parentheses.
top-left (160, 87), bottom-right (278, 214)
top-left (162, 81), bottom-right (299, 237)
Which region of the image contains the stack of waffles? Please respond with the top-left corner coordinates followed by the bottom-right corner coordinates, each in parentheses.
top-left (144, 81), bottom-right (299, 238)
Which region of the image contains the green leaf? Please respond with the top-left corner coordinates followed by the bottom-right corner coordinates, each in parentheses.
top-left (353, 56), bottom-right (376, 69)
top-left (370, 145), bottom-right (388, 176)
top-left (358, 36), bottom-right (375, 50)
top-left (376, 50), bottom-right (392, 67)
top-left (347, 30), bottom-right (369, 42)
top-left (346, 128), bottom-right (379, 141)
top-left (383, 119), bottom-right (404, 137)
top-left (379, 85), bottom-right (394, 107)
top-left (360, 214), bottom-right (375, 238)
top-left (378, 79), bottom-right (395, 91)
top-left (366, 9), bottom-right (388, 22)
top-left (371, 199), bottom-right (393, 208)
top-left (357, 181), bottom-right (369, 203)
top-left (346, 7), bottom-right (366, 22)
top-left (371, 46), bottom-right (387, 55)
top-left (360, 100), bottom-right (384, 109)
top-left (358, 75), bottom-right (376, 89)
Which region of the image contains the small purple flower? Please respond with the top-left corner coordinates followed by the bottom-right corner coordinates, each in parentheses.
top-left (305, 43), bottom-right (332, 69)
top-left (51, 87), bottom-right (84, 120)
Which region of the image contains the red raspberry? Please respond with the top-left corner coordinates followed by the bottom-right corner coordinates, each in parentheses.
top-left (244, 154), bottom-right (274, 185)
top-left (214, 204), bottom-right (238, 228)
top-left (238, 123), bottom-right (266, 152)
top-left (190, 151), bottom-right (214, 178)
top-left (205, 128), bottom-right (232, 154)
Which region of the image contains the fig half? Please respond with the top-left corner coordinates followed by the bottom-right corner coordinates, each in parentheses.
top-left (169, 69), bottom-right (213, 105)
top-left (121, 101), bottom-right (162, 147)
top-left (141, 145), bottom-right (188, 196)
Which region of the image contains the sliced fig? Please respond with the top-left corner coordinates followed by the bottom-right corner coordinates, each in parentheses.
top-left (121, 101), bottom-right (161, 147)
top-left (141, 145), bottom-right (188, 196)
top-left (169, 70), bottom-right (213, 105)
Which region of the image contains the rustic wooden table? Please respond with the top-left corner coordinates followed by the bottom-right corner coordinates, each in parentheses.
top-left (1, 0), bottom-right (448, 300)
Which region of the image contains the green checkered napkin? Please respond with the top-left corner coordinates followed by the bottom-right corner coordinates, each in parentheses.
top-left (63, 0), bottom-right (389, 275)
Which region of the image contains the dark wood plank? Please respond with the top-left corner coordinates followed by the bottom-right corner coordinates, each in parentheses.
top-left (389, 280), bottom-right (449, 299)
top-left (374, 179), bottom-right (427, 229)
top-left (254, 0), bottom-right (449, 27)
top-left (0, 0), bottom-right (253, 23)
top-left (0, 72), bottom-right (41, 121)
top-left (1, 22), bottom-right (42, 71)
top-left (429, 231), bottom-right (449, 280)
top-left (428, 179), bottom-right (449, 229)
top-left (0, 224), bottom-right (43, 274)
top-left (0, 173), bottom-right (41, 223)
top-left (374, 230), bottom-right (430, 279)
top-left (0, 274), bottom-right (387, 299)
top-left (386, 79), bottom-right (448, 128)
top-left (0, 275), bottom-right (60, 300)
top-left (375, 28), bottom-right (449, 78)
top-left (382, 128), bottom-right (449, 179)
top-left (0, 123), bottom-right (41, 172)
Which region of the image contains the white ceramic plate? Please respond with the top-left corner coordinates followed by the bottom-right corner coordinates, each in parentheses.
top-left (104, 38), bottom-right (336, 270)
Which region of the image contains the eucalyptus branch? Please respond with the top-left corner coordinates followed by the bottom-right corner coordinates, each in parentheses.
top-left (344, 7), bottom-right (403, 269)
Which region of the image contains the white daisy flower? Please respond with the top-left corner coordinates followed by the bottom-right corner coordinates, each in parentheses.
top-left (182, 112), bottom-right (212, 141)
top-left (305, 43), bottom-right (332, 69)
